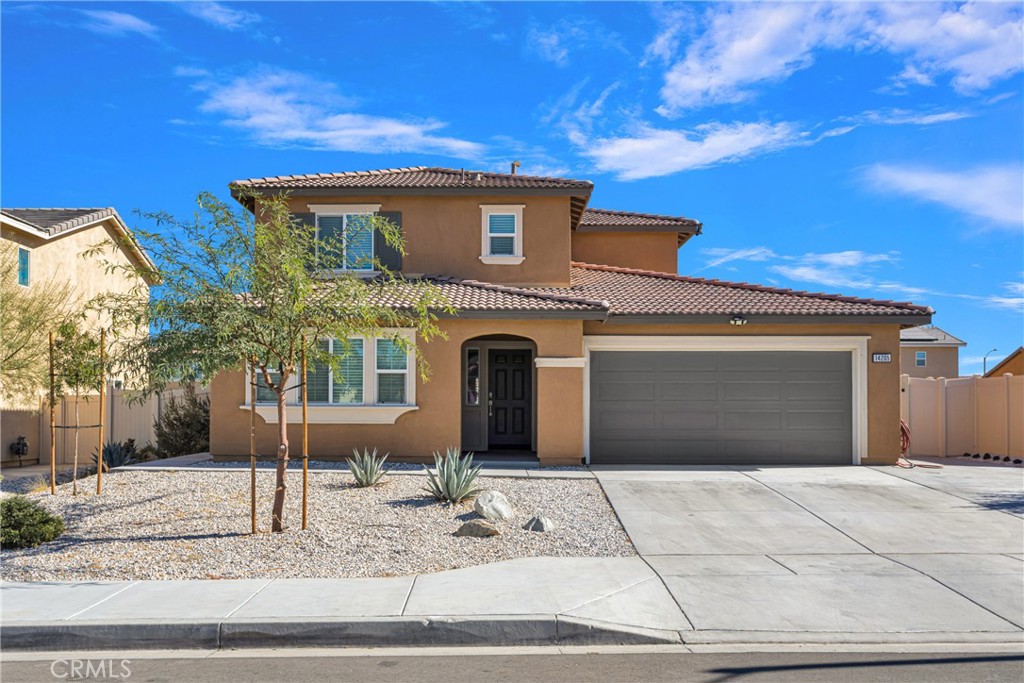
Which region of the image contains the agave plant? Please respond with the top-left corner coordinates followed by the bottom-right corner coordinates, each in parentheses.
top-left (92, 440), bottom-right (139, 472)
top-left (346, 447), bottom-right (389, 487)
top-left (423, 447), bottom-right (483, 503)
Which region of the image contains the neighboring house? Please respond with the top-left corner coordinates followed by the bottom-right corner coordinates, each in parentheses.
top-left (1, 207), bottom-right (153, 467)
top-left (899, 325), bottom-right (966, 378)
top-left (985, 347), bottom-right (1024, 377)
top-left (210, 166), bottom-right (932, 467)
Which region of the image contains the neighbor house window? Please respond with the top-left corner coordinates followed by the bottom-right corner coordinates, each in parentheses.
top-left (255, 369), bottom-right (281, 402)
top-left (915, 351), bottom-right (927, 367)
top-left (479, 205), bottom-right (525, 264)
top-left (252, 334), bottom-right (411, 406)
top-left (17, 247), bottom-right (29, 287)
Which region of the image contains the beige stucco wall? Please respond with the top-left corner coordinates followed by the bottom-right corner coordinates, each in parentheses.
top-left (209, 319), bottom-right (585, 465)
top-left (210, 316), bottom-right (904, 466)
top-left (900, 345), bottom-right (959, 378)
top-left (571, 232), bottom-right (679, 273)
top-left (284, 194), bottom-right (573, 287)
top-left (582, 321), bottom-right (904, 464)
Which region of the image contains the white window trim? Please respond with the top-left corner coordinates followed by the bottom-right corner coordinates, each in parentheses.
top-left (17, 247), bottom-right (30, 287)
top-left (915, 351), bottom-right (927, 367)
top-left (309, 204), bottom-right (382, 274)
top-left (243, 330), bottom-right (418, 424)
top-left (479, 204), bottom-right (525, 265)
top-left (582, 335), bottom-right (869, 466)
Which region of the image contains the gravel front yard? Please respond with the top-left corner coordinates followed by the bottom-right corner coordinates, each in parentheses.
top-left (1, 469), bottom-right (634, 581)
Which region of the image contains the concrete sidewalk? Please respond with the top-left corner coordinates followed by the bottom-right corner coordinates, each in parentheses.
top-left (2, 557), bottom-right (684, 651)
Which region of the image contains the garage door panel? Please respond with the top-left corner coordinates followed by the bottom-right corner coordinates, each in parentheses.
top-left (659, 381), bottom-right (718, 401)
top-left (659, 410), bottom-right (719, 430)
top-left (723, 410), bottom-right (782, 430)
top-left (595, 381), bottom-right (655, 401)
top-left (786, 410), bottom-right (848, 430)
top-left (590, 350), bottom-right (852, 465)
top-left (599, 410), bottom-right (657, 430)
top-left (723, 381), bottom-right (782, 400)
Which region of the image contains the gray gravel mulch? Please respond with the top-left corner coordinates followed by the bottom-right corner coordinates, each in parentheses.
top-left (0, 470), bottom-right (634, 581)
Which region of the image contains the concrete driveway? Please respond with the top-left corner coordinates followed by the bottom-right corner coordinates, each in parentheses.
top-left (593, 462), bottom-right (1024, 641)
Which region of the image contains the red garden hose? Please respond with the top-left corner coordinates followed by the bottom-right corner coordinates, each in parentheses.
top-left (895, 419), bottom-right (942, 469)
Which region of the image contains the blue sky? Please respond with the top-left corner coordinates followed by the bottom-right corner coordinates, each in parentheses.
top-left (3, 1), bottom-right (1022, 373)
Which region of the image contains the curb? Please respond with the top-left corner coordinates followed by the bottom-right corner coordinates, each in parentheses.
top-left (0, 616), bottom-right (680, 652)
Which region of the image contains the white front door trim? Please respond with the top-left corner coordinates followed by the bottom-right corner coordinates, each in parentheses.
top-left (582, 335), bottom-right (870, 465)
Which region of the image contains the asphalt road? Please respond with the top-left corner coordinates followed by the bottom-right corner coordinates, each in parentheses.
top-left (4, 651), bottom-right (1023, 683)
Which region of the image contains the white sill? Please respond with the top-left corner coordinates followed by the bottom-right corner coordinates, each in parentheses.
top-left (479, 255), bottom-right (525, 265)
top-left (316, 269), bottom-right (380, 279)
top-left (242, 404), bottom-right (418, 424)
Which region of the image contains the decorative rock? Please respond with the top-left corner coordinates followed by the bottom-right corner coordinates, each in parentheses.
top-left (454, 519), bottom-right (500, 538)
top-left (523, 515), bottom-right (555, 532)
top-left (474, 490), bottom-right (514, 521)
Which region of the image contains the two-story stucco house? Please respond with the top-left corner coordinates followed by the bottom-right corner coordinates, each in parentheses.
top-left (1, 207), bottom-right (154, 467)
top-left (209, 167), bottom-right (932, 467)
top-left (899, 325), bottom-right (966, 379)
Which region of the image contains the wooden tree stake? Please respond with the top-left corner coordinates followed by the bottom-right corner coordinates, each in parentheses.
top-left (250, 363), bottom-right (257, 534)
top-left (96, 329), bottom-right (106, 495)
top-left (301, 335), bottom-right (309, 531)
top-left (49, 330), bottom-right (56, 495)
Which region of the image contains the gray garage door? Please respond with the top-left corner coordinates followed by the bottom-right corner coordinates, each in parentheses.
top-left (589, 351), bottom-right (853, 465)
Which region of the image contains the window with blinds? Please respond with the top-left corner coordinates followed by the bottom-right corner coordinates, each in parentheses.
top-left (316, 213), bottom-right (374, 271)
top-left (487, 214), bottom-right (517, 256)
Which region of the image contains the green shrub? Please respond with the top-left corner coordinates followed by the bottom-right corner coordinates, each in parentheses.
top-left (154, 384), bottom-right (210, 458)
top-left (92, 440), bottom-right (140, 471)
top-left (1, 496), bottom-right (65, 549)
top-left (346, 447), bottom-right (389, 487)
top-left (423, 447), bottom-right (482, 503)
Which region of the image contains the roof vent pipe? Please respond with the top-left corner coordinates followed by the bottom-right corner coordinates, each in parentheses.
top-left (511, 160), bottom-right (521, 175)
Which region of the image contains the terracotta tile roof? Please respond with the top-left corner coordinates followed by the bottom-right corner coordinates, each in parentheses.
top-left (528, 263), bottom-right (932, 318)
top-left (232, 166), bottom-right (593, 192)
top-left (371, 275), bottom-right (608, 315)
top-left (1, 208), bottom-right (119, 236)
top-left (580, 208), bottom-right (700, 230)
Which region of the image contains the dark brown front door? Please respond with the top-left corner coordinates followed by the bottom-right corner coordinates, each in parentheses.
top-left (487, 349), bottom-right (532, 448)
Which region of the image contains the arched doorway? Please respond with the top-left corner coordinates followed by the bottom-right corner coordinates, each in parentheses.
top-left (461, 334), bottom-right (537, 454)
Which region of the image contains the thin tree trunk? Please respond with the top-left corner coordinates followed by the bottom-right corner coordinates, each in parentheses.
top-left (271, 389), bottom-right (289, 532)
top-left (72, 390), bottom-right (80, 495)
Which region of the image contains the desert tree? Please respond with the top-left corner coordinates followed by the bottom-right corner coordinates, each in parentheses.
top-left (90, 189), bottom-right (450, 532)
top-left (51, 320), bottom-right (103, 494)
top-left (0, 241), bottom-right (77, 404)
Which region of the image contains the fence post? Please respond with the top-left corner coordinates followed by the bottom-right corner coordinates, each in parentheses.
top-left (972, 375), bottom-right (981, 454)
top-left (936, 377), bottom-right (947, 457)
top-left (1005, 373), bottom-right (1012, 459)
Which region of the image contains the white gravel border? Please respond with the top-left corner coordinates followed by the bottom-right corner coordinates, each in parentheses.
top-left (1, 469), bottom-right (634, 581)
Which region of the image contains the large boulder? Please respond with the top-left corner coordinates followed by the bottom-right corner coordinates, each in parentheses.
top-left (523, 515), bottom-right (555, 532)
top-left (474, 490), bottom-right (514, 521)
top-left (455, 519), bottom-right (500, 537)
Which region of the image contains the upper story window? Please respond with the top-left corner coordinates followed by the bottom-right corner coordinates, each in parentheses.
top-left (915, 351), bottom-right (927, 367)
top-left (17, 247), bottom-right (30, 287)
top-left (308, 204), bottom-right (381, 272)
top-left (480, 205), bottom-right (525, 265)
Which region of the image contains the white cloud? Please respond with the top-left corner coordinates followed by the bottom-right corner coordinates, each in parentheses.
top-left (699, 246), bottom-right (777, 270)
top-left (865, 163), bottom-right (1024, 228)
top-left (652, 3), bottom-right (1024, 113)
top-left (174, 66), bottom-right (210, 78)
top-left (983, 281), bottom-right (1024, 312)
top-left (769, 264), bottom-right (874, 290)
top-left (799, 250), bottom-right (898, 269)
top-left (848, 108), bottom-right (974, 126)
top-left (182, 2), bottom-right (261, 31)
top-left (187, 66), bottom-right (483, 157)
top-left (79, 10), bottom-right (158, 38)
top-left (528, 27), bottom-right (570, 67)
top-left (584, 121), bottom-right (807, 180)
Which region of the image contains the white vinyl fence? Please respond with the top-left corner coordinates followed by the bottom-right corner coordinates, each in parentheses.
top-left (900, 373), bottom-right (1023, 458)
